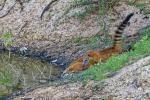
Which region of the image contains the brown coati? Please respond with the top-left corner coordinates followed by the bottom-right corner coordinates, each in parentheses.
top-left (63, 13), bottom-right (134, 74)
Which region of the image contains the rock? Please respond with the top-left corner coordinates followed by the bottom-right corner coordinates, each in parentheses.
top-left (99, 56), bottom-right (150, 99)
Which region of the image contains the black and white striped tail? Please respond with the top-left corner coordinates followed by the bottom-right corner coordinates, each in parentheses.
top-left (113, 13), bottom-right (134, 46)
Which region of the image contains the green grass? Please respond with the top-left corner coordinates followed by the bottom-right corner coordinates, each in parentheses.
top-left (73, 34), bottom-right (100, 44)
top-left (0, 66), bottom-right (13, 96)
top-left (73, 27), bottom-right (150, 81)
top-left (72, 34), bottom-right (111, 49)
top-left (128, 1), bottom-right (150, 15)
top-left (135, 3), bottom-right (150, 15)
top-left (71, 0), bottom-right (120, 21)
top-left (72, 3), bottom-right (97, 21)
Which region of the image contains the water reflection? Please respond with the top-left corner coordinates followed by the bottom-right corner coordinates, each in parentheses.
top-left (0, 52), bottom-right (62, 96)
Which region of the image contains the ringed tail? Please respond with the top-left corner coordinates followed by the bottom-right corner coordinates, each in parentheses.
top-left (113, 13), bottom-right (134, 48)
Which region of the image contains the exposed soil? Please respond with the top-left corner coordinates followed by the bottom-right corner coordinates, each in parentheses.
top-left (0, 0), bottom-right (150, 67)
top-left (0, 0), bottom-right (150, 99)
top-left (11, 56), bottom-right (150, 100)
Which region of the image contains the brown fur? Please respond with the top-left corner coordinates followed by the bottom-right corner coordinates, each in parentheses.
top-left (63, 46), bottom-right (122, 73)
top-left (63, 13), bottom-right (134, 74)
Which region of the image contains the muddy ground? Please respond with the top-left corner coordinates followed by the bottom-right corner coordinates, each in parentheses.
top-left (0, 0), bottom-right (150, 68)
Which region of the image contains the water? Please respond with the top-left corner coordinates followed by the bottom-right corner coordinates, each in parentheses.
top-left (0, 52), bottom-right (62, 96)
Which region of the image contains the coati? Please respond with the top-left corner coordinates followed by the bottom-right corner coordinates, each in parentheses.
top-left (63, 13), bottom-right (134, 74)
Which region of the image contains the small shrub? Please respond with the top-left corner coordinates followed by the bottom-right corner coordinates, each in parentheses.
top-left (0, 32), bottom-right (14, 58)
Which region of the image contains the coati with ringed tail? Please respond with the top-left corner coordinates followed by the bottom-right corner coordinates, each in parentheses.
top-left (63, 13), bottom-right (134, 74)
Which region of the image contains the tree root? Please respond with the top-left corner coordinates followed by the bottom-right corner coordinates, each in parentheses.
top-left (40, 0), bottom-right (59, 20)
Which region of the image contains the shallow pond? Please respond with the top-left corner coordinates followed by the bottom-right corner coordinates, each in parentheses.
top-left (0, 52), bottom-right (62, 97)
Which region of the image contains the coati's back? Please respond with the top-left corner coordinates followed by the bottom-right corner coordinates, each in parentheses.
top-left (63, 13), bottom-right (134, 74)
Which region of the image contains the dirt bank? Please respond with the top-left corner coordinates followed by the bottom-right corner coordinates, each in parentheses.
top-left (11, 56), bottom-right (150, 100)
top-left (0, 1), bottom-right (149, 66)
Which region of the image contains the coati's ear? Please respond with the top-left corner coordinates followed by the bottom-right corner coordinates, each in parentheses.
top-left (86, 51), bottom-right (92, 56)
top-left (87, 52), bottom-right (91, 57)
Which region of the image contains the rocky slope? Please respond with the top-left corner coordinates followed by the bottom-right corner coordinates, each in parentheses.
top-left (0, 0), bottom-right (150, 64)
top-left (0, 0), bottom-right (150, 99)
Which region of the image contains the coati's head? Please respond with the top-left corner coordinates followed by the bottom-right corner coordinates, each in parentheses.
top-left (63, 61), bottom-right (83, 74)
top-left (63, 50), bottom-right (100, 74)
top-left (87, 51), bottom-right (101, 63)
